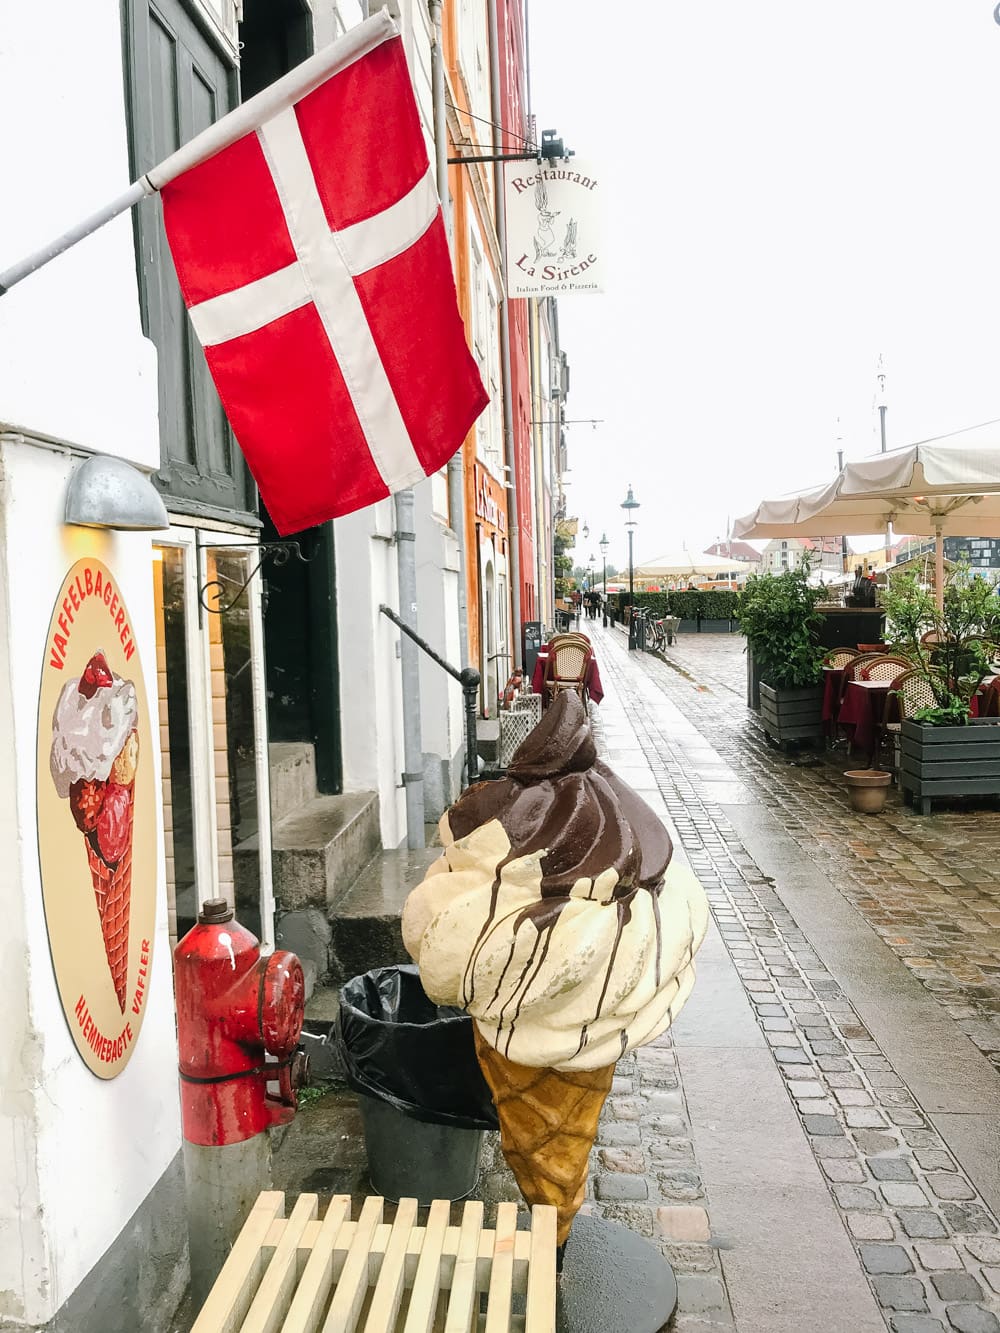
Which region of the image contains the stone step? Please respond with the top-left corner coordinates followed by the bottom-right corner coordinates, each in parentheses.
top-left (328, 845), bottom-right (441, 986)
top-left (301, 985), bottom-right (344, 1082)
top-left (235, 791), bottom-right (382, 987)
top-left (269, 741), bottom-right (317, 824)
top-left (476, 716), bottom-right (499, 763)
top-left (237, 790), bottom-right (381, 912)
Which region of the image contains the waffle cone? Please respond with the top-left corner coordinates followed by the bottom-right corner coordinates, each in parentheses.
top-left (86, 790), bottom-right (134, 1013)
top-left (473, 1027), bottom-right (614, 1245)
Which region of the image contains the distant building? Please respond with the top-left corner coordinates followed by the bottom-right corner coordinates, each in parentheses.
top-left (760, 537), bottom-right (843, 574)
top-left (944, 538), bottom-right (1000, 570)
top-left (705, 540), bottom-right (762, 565)
top-left (892, 536), bottom-right (1000, 570)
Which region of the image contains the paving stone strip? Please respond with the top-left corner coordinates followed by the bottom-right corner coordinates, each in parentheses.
top-left (654, 632), bottom-right (1000, 1072)
top-left (598, 633), bottom-right (1000, 1333)
top-left (585, 702), bottom-right (738, 1331)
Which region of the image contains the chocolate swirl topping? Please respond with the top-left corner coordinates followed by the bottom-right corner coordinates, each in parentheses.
top-left (449, 690), bottom-right (672, 898)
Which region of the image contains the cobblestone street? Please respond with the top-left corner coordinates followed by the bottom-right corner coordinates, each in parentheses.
top-left (580, 623), bottom-right (1000, 1333)
top-left (273, 621), bottom-right (1000, 1333)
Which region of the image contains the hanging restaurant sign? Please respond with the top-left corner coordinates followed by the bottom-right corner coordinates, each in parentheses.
top-left (37, 558), bottom-right (157, 1078)
top-left (503, 159), bottom-right (604, 297)
top-left (474, 462), bottom-right (508, 537)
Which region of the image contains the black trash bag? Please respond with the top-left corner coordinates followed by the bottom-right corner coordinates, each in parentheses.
top-left (336, 964), bottom-right (499, 1131)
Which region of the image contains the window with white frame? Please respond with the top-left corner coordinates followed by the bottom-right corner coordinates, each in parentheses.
top-left (191, 0), bottom-right (241, 56)
top-left (485, 281), bottom-right (503, 476)
top-left (470, 235), bottom-right (489, 465)
top-left (458, 0), bottom-right (490, 132)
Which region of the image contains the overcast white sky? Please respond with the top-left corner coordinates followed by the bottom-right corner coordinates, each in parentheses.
top-left (526, 1), bottom-right (1000, 570)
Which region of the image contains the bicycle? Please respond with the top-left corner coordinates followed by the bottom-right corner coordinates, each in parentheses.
top-left (631, 605), bottom-right (654, 652)
top-left (647, 617), bottom-right (668, 652)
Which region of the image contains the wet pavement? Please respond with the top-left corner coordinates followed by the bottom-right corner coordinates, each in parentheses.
top-left (259, 624), bottom-right (1000, 1333)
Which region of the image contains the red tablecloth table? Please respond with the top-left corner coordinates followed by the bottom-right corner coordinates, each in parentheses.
top-left (838, 679), bottom-right (892, 758)
top-left (822, 667), bottom-right (847, 729)
top-left (532, 650), bottom-right (604, 704)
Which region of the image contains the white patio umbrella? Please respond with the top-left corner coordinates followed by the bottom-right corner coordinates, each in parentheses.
top-left (733, 422), bottom-right (1000, 609)
top-left (633, 549), bottom-right (752, 579)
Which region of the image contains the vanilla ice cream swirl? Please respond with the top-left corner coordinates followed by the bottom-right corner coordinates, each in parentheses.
top-left (50, 671), bottom-right (138, 798)
top-left (403, 692), bottom-right (709, 1070)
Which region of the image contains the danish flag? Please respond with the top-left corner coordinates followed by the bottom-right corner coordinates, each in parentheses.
top-left (151, 11), bottom-right (487, 534)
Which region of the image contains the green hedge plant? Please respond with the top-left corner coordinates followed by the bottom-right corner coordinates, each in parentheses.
top-left (736, 564), bottom-right (824, 689)
top-left (882, 565), bottom-right (1000, 725)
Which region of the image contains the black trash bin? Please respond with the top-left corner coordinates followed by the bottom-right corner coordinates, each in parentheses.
top-left (337, 965), bottom-right (498, 1203)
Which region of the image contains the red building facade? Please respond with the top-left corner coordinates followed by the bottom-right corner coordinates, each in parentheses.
top-left (497, 0), bottom-right (536, 629)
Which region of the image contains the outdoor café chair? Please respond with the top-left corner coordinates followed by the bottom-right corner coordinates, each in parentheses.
top-left (882, 669), bottom-right (938, 772)
top-left (837, 652), bottom-right (885, 708)
top-left (543, 635), bottom-right (593, 708)
top-left (821, 648), bottom-right (859, 732)
top-left (860, 655), bottom-right (913, 683)
top-left (822, 648), bottom-right (860, 670)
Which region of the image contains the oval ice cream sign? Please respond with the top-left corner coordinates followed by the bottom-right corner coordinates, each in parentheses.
top-left (36, 558), bottom-right (157, 1078)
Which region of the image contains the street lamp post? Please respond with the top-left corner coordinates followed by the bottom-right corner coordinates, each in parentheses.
top-left (599, 532), bottom-right (609, 626)
top-left (621, 485), bottom-right (640, 650)
top-left (587, 554), bottom-right (595, 619)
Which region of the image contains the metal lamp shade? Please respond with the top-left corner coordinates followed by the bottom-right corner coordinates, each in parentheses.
top-left (64, 455), bottom-right (169, 531)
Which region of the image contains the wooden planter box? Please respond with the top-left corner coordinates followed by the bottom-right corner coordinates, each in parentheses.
top-left (900, 717), bottom-right (1000, 815)
top-left (759, 681), bottom-right (824, 746)
top-left (746, 645), bottom-right (764, 711)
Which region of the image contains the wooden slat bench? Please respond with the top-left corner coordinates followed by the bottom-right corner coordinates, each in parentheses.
top-left (191, 1191), bottom-right (557, 1333)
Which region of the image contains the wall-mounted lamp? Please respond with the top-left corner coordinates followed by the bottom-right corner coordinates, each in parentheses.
top-left (64, 455), bottom-right (168, 531)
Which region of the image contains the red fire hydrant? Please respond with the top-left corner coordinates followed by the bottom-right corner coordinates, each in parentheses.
top-left (174, 897), bottom-right (308, 1146)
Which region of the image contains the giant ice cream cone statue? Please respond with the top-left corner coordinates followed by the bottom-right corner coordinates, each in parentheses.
top-left (50, 650), bottom-right (139, 1012)
top-left (404, 691), bottom-right (709, 1245)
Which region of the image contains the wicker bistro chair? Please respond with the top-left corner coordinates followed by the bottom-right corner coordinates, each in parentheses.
top-left (548, 631), bottom-right (591, 649)
top-left (542, 636), bottom-right (593, 708)
top-left (821, 649), bottom-right (859, 733)
top-left (860, 655), bottom-right (913, 682)
top-left (882, 669), bottom-right (938, 773)
top-left (836, 652), bottom-right (886, 713)
top-left (822, 648), bottom-right (860, 670)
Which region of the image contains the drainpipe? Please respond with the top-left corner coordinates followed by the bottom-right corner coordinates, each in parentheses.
top-left (394, 489), bottom-right (425, 848)
top-left (488, 0), bottom-right (522, 669)
top-left (431, 0), bottom-right (470, 669)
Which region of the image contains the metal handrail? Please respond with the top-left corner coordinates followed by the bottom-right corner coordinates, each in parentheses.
top-left (379, 604), bottom-right (482, 787)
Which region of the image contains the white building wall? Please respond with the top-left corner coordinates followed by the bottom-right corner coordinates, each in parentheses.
top-left (331, 0), bottom-right (465, 836)
top-left (334, 501), bottom-right (408, 849)
top-left (0, 1), bottom-right (158, 470)
top-left (415, 482), bottom-right (465, 818)
top-left (0, 3), bottom-right (179, 1322)
top-left (0, 445), bottom-right (180, 1324)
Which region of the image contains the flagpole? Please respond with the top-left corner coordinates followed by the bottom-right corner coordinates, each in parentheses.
top-left (0, 179), bottom-right (153, 294)
top-left (0, 10), bottom-right (396, 296)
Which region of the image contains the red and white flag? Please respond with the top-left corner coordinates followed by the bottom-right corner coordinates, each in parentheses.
top-left (147, 12), bottom-right (487, 534)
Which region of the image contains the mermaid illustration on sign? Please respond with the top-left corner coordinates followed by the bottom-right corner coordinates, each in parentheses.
top-left (532, 177), bottom-right (560, 260)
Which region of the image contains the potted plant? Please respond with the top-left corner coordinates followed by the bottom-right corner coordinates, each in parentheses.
top-left (882, 566), bottom-right (1000, 815)
top-left (737, 564), bottom-right (825, 745)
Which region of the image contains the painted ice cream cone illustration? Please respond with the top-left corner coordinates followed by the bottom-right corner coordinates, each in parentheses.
top-left (50, 650), bottom-right (139, 1012)
top-left (404, 690), bottom-right (710, 1245)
